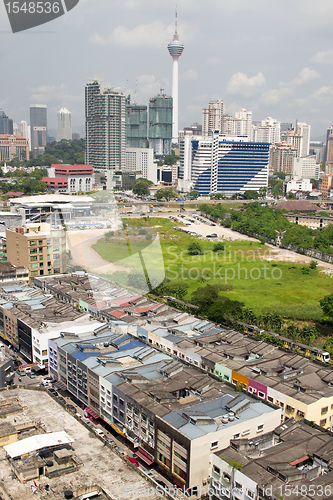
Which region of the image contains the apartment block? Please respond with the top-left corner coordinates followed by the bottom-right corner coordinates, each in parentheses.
top-left (6, 223), bottom-right (66, 278)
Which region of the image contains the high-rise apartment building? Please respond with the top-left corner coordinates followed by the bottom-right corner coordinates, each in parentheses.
top-left (285, 131), bottom-right (302, 157)
top-left (202, 100), bottom-right (225, 137)
top-left (296, 122), bottom-right (311, 157)
top-left (17, 121), bottom-right (30, 150)
top-left (234, 108), bottom-right (252, 138)
top-left (0, 110), bottom-right (13, 135)
top-left (322, 126), bottom-right (333, 167)
top-left (57, 107), bottom-right (72, 141)
top-left (254, 117), bottom-right (281, 144)
top-left (85, 82), bottom-right (126, 172)
top-left (148, 93), bottom-right (173, 156)
top-left (30, 104), bottom-right (47, 158)
top-left (125, 99), bottom-right (148, 148)
top-left (269, 142), bottom-right (297, 174)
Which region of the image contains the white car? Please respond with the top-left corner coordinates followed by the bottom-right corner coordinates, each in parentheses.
top-left (95, 428), bottom-right (105, 438)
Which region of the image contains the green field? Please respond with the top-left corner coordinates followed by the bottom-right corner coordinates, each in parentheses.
top-left (92, 217), bottom-right (333, 321)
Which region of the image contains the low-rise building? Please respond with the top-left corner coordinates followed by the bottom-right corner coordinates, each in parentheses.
top-left (50, 331), bottom-right (282, 492)
top-left (44, 164), bottom-right (94, 193)
top-left (0, 135), bottom-right (29, 162)
top-left (6, 222), bottom-right (66, 277)
top-left (209, 419), bottom-right (333, 500)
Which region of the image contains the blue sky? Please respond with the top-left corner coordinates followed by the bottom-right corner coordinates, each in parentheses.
top-left (1, 0), bottom-right (333, 138)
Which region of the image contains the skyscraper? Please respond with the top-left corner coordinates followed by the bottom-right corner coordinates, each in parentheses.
top-left (57, 107), bottom-right (72, 141)
top-left (296, 122), bottom-right (311, 157)
top-left (0, 109), bottom-right (13, 135)
top-left (167, 8), bottom-right (184, 143)
top-left (148, 93), bottom-right (173, 156)
top-left (30, 104), bottom-right (47, 158)
top-left (85, 81), bottom-right (126, 171)
top-left (125, 98), bottom-right (148, 148)
top-left (202, 100), bottom-right (225, 137)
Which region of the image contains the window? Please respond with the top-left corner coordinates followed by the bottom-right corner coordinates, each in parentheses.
top-left (242, 429), bottom-right (250, 436)
top-left (267, 396), bottom-right (273, 403)
top-left (258, 391), bottom-right (265, 399)
top-left (211, 440), bottom-right (218, 449)
top-left (114, 406), bottom-right (118, 413)
top-left (119, 398), bottom-right (124, 406)
top-left (297, 410), bottom-right (305, 418)
top-left (257, 424), bottom-right (264, 433)
top-left (233, 433), bottom-right (240, 439)
top-left (286, 405), bottom-right (295, 412)
top-left (320, 419), bottom-right (327, 426)
top-left (101, 385), bottom-right (105, 392)
top-left (223, 473), bottom-right (231, 483)
top-left (235, 482), bottom-right (243, 492)
top-left (213, 465), bottom-right (220, 475)
top-left (113, 394), bottom-right (118, 402)
top-left (321, 406), bottom-right (328, 415)
top-left (120, 410), bottom-right (124, 418)
top-left (247, 489), bottom-right (255, 499)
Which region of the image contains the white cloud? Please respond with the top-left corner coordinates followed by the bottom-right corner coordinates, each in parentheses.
top-left (260, 67), bottom-right (320, 106)
top-left (136, 74), bottom-right (160, 96)
top-left (289, 67), bottom-right (320, 86)
top-left (207, 56), bottom-right (221, 66)
top-left (29, 84), bottom-right (82, 104)
top-left (226, 72), bottom-right (265, 97)
top-left (181, 70), bottom-right (198, 81)
top-left (311, 49), bottom-right (333, 65)
top-left (89, 21), bottom-right (191, 49)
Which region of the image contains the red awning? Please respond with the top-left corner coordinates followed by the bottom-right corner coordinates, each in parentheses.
top-left (135, 450), bottom-right (154, 466)
top-left (85, 407), bottom-right (100, 420)
top-left (289, 455), bottom-right (309, 466)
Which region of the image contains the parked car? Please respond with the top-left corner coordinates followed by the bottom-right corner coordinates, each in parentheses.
top-left (28, 373), bottom-right (36, 379)
top-left (94, 428), bottom-right (105, 438)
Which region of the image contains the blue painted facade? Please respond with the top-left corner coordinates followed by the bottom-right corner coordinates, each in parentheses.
top-left (193, 140), bottom-right (270, 195)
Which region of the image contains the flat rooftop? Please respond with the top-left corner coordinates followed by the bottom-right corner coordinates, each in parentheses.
top-left (0, 389), bottom-right (161, 500)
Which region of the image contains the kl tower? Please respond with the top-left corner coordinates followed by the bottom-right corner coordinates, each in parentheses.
top-left (167, 7), bottom-right (184, 143)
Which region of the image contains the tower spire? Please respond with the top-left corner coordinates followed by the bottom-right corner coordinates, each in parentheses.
top-left (174, 5), bottom-right (178, 37)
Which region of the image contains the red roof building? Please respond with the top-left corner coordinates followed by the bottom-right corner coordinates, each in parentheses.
top-left (46, 164), bottom-right (94, 193)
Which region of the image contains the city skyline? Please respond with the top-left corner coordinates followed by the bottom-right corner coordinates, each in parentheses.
top-left (1, 0), bottom-right (333, 138)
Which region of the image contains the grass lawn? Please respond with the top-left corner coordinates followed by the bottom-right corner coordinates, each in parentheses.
top-left (92, 217), bottom-right (333, 320)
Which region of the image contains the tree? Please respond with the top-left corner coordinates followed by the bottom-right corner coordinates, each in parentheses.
top-left (213, 242), bottom-right (225, 252)
top-left (243, 190), bottom-right (259, 200)
top-left (155, 188), bottom-right (177, 201)
top-left (311, 178), bottom-right (319, 189)
top-left (188, 190), bottom-right (200, 198)
top-left (287, 192), bottom-right (296, 199)
top-left (320, 294), bottom-right (333, 318)
top-left (259, 186), bottom-right (267, 198)
top-left (187, 242), bottom-right (202, 255)
top-left (132, 178), bottom-right (152, 197)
